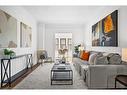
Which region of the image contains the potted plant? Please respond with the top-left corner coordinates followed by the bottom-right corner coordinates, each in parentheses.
top-left (4, 49), bottom-right (15, 58)
top-left (74, 44), bottom-right (81, 54)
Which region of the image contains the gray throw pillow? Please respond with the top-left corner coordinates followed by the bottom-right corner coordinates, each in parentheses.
top-left (107, 53), bottom-right (122, 64)
top-left (94, 55), bottom-right (108, 65)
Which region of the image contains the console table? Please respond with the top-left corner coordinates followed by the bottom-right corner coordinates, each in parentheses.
top-left (1, 54), bottom-right (33, 87)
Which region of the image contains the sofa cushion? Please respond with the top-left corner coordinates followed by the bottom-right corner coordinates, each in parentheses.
top-left (80, 51), bottom-right (90, 61)
top-left (94, 55), bottom-right (108, 65)
top-left (80, 60), bottom-right (89, 65)
top-left (80, 65), bottom-right (89, 80)
top-left (88, 53), bottom-right (98, 65)
top-left (73, 58), bottom-right (88, 65)
top-left (107, 53), bottom-right (122, 64)
top-left (72, 58), bottom-right (81, 64)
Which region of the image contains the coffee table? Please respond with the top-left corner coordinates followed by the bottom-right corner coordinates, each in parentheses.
top-left (51, 63), bottom-right (73, 85)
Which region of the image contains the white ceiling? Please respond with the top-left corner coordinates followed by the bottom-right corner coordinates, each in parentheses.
top-left (23, 6), bottom-right (105, 24)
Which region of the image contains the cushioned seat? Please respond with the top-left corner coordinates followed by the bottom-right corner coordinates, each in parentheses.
top-left (73, 58), bottom-right (88, 75)
top-left (80, 65), bottom-right (89, 80)
top-left (73, 50), bottom-right (127, 88)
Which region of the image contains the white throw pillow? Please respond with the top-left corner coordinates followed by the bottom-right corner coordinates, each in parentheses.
top-left (88, 53), bottom-right (97, 65)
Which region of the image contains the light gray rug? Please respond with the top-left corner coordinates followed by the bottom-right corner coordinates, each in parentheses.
top-left (14, 63), bottom-right (87, 89)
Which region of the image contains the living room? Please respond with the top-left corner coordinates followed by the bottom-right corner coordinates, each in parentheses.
top-left (0, 4), bottom-right (127, 91)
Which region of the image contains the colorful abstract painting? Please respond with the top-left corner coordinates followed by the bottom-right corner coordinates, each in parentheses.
top-left (0, 9), bottom-right (17, 48)
top-left (20, 22), bottom-right (32, 47)
top-left (92, 10), bottom-right (118, 46)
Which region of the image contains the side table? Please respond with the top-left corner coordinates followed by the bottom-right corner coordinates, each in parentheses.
top-left (115, 75), bottom-right (127, 88)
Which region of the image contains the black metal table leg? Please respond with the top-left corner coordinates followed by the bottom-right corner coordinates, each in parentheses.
top-left (72, 70), bottom-right (73, 85)
top-left (115, 77), bottom-right (118, 88)
top-left (9, 60), bottom-right (11, 87)
top-left (1, 60), bottom-right (3, 87)
top-left (31, 54), bottom-right (33, 69)
top-left (26, 55), bottom-right (28, 69)
top-left (51, 71), bottom-right (52, 85)
top-left (1, 59), bottom-right (11, 87)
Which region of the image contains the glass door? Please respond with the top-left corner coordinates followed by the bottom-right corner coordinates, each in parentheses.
top-left (55, 33), bottom-right (72, 63)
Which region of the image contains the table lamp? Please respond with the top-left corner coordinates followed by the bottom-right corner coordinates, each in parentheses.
top-left (122, 48), bottom-right (127, 62)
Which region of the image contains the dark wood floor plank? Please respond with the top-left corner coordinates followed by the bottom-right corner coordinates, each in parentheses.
top-left (0, 63), bottom-right (40, 89)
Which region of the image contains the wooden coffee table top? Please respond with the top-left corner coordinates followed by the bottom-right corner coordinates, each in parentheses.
top-left (116, 75), bottom-right (127, 87)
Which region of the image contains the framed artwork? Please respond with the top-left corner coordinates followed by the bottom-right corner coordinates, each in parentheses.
top-left (0, 9), bottom-right (17, 48)
top-left (20, 22), bottom-right (32, 47)
top-left (92, 10), bottom-right (118, 47)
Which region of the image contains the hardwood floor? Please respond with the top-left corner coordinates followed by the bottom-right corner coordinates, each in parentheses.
top-left (0, 63), bottom-right (40, 89)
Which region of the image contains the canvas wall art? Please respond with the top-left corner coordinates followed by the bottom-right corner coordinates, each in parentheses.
top-left (20, 22), bottom-right (32, 47)
top-left (92, 10), bottom-right (118, 47)
top-left (0, 9), bottom-right (17, 48)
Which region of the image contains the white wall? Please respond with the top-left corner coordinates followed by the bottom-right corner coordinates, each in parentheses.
top-left (37, 6), bottom-right (127, 59)
top-left (37, 23), bottom-right (45, 49)
top-left (0, 6), bottom-right (37, 81)
top-left (84, 6), bottom-right (127, 54)
top-left (37, 23), bottom-right (85, 60)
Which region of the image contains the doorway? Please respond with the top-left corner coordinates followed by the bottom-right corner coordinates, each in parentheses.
top-left (55, 33), bottom-right (72, 63)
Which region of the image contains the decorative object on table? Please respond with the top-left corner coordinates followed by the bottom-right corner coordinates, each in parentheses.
top-left (92, 10), bottom-right (118, 46)
top-left (20, 22), bottom-right (32, 47)
top-left (0, 9), bottom-right (17, 48)
top-left (4, 49), bottom-right (16, 58)
top-left (58, 48), bottom-right (68, 63)
top-left (8, 41), bottom-right (17, 48)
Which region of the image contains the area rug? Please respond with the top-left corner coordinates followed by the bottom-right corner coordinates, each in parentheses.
top-left (14, 63), bottom-right (87, 89)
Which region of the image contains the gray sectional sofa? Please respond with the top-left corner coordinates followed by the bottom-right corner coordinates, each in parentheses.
top-left (73, 51), bottom-right (127, 88)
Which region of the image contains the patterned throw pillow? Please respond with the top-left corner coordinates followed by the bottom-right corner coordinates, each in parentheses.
top-left (94, 53), bottom-right (109, 65)
top-left (107, 53), bottom-right (122, 64)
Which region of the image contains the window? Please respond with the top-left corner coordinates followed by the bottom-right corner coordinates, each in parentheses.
top-left (60, 38), bottom-right (66, 49)
top-left (68, 38), bottom-right (72, 50)
top-left (55, 38), bottom-right (59, 50)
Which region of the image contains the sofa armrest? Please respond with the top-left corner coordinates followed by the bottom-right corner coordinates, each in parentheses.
top-left (86, 65), bottom-right (108, 88)
top-left (86, 65), bottom-right (127, 88)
